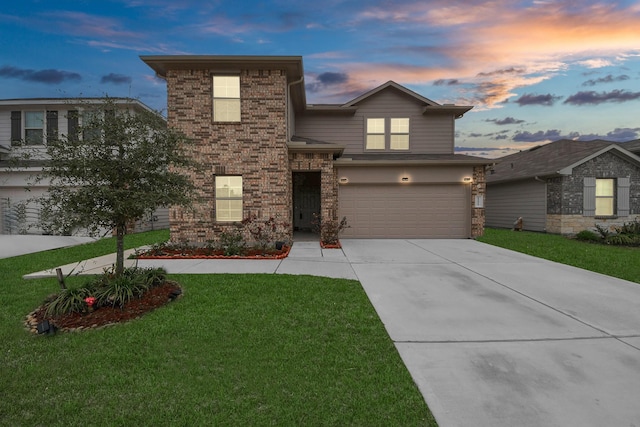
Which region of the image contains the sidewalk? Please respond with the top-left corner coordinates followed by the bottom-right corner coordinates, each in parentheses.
top-left (23, 242), bottom-right (358, 280)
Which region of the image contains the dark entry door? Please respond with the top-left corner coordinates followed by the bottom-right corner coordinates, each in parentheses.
top-left (293, 172), bottom-right (321, 231)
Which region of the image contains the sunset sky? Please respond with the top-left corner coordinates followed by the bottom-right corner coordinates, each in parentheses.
top-left (1, 0), bottom-right (639, 157)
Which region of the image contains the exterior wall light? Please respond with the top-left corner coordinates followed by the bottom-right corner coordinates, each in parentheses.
top-left (463, 177), bottom-right (472, 183)
top-left (401, 177), bottom-right (410, 182)
top-left (339, 177), bottom-right (349, 184)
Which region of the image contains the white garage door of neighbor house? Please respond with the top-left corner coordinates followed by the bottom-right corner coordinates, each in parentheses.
top-left (339, 184), bottom-right (469, 238)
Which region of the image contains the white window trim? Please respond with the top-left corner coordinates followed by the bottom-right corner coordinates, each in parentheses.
top-left (364, 117), bottom-right (410, 151)
top-left (215, 175), bottom-right (243, 222)
top-left (213, 75), bottom-right (241, 123)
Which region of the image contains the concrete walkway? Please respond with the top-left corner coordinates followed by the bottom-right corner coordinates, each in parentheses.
top-left (0, 235), bottom-right (97, 259)
top-left (21, 238), bottom-right (640, 426)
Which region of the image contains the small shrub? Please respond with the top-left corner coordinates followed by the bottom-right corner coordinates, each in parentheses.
top-left (594, 224), bottom-right (611, 239)
top-left (242, 215), bottom-right (291, 252)
top-left (312, 213), bottom-right (349, 245)
top-left (44, 267), bottom-right (168, 314)
top-left (575, 229), bottom-right (600, 242)
top-left (615, 217), bottom-right (640, 236)
top-left (44, 287), bottom-right (93, 316)
top-left (605, 234), bottom-right (637, 246)
top-left (219, 228), bottom-right (246, 256)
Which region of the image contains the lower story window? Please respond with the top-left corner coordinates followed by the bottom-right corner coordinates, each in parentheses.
top-left (595, 178), bottom-right (614, 216)
top-left (215, 176), bottom-right (242, 221)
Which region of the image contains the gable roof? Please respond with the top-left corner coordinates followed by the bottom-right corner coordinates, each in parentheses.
top-left (344, 81), bottom-right (439, 107)
top-left (487, 139), bottom-right (640, 184)
top-left (306, 80), bottom-right (473, 118)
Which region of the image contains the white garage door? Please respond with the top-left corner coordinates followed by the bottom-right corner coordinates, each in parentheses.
top-left (339, 184), bottom-right (469, 238)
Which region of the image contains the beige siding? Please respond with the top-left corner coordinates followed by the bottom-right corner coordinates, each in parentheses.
top-left (296, 87), bottom-right (454, 155)
top-left (485, 180), bottom-right (547, 231)
top-left (339, 183), bottom-right (469, 238)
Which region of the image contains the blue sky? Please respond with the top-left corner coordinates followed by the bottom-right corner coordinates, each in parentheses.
top-left (1, 0), bottom-right (640, 157)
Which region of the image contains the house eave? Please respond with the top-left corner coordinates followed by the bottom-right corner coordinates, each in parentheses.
top-left (140, 55), bottom-right (304, 81)
top-left (335, 158), bottom-right (492, 167)
top-left (287, 142), bottom-right (345, 155)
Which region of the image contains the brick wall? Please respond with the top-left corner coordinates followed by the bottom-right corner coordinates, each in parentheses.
top-left (471, 165), bottom-right (486, 237)
top-left (288, 151), bottom-right (338, 228)
top-left (166, 68), bottom-right (292, 243)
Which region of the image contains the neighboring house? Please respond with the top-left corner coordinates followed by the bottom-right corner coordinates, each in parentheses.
top-left (141, 55), bottom-right (491, 241)
top-left (0, 98), bottom-right (169, 235)
top-left (485, 139), bottom-right (640, 234)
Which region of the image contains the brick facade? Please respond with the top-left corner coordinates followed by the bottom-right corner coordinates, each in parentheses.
top-left (166, 68), bottom-right (293, 243)
top-left (545, 151), bottom-right (640, 234)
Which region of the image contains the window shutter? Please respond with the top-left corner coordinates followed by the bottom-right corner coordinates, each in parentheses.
top-left (46, 110), bottom-right (58, 143)
top-left (617, 177), bottom-right (630, 217)
top-left (11, 111), bottom-right (21, 144)
top-left (583, 177), bottom-right (596, 217)
top-left (67, 110), bottom-right (79, 141)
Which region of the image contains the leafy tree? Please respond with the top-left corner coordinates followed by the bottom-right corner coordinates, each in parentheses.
top-left (17, 97), bottom-right (197, 276)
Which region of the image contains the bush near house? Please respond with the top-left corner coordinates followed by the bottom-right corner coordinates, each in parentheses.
top-left (577, 217), bottom-right (640, 246)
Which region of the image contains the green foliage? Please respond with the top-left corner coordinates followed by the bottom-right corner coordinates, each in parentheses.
top-left (218, 228), bottom-right (246, 256)
top-left (312, 213), bottom-right (350, 245)
top-left (605, 234), bottom-right (638, 246)
top-left (575, 229), bottom-right (601, 242)
top-left (44, 287), bottom-right (93, 316)
top-left (614, 217), bottom-right (640, 237)
top-left (12, 97), bottom-right (198, 276)
top-left (478, 228), bottom-right (640, 284)
top-left (45, 267), bottom-right (168, 313)
top-left (1, 236), bottom-right (434, 426)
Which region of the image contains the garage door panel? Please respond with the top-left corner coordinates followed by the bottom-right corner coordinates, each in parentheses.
top-left (339, 184), bottom-right (468, 238)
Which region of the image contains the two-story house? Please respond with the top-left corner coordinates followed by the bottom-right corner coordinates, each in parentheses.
top-left (0, 98), bottom-right (169, 235)
top-left (141, 55), bottom-right (490, 242)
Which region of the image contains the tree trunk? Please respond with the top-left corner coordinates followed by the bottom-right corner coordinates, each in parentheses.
top-left (115, 223), bottom-right (125, 276)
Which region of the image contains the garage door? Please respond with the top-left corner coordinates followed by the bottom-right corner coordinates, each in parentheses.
top-left (339, 184), bottom-right (469, 238)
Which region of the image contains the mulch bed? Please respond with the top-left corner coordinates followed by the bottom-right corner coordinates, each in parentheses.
top-left (136, 246), bottom-right (290, 259)
top-left (25, 281), bottom-right (182, 334)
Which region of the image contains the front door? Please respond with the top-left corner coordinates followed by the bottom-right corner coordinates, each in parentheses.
top-left (292, 172), bottom-right (321, 231)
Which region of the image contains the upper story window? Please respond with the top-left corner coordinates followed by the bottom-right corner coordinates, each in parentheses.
top-left (213, 76), bottom-right (241, 122)
top-left (11, 110), bottom-right (59, 146)
top-left (365, 117), bottom-right (410, 151)
top-left (595, 178), bottom-right (615, 216)
top-left (390, 118), bottom-right (409, 150)
top-left (366, 118), bottom-right (385, 150)
top-left (24, 112), bottom-right (44, 145)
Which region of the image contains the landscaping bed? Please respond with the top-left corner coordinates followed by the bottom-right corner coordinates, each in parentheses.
top-left (25, 281), bottom-right (182, 333)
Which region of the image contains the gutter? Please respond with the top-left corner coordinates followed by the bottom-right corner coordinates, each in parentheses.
top-left (286, 76), bottom-right (304, 143)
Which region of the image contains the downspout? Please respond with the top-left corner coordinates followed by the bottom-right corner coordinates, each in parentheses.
top-left (286, 76), bottom-right (304, 143)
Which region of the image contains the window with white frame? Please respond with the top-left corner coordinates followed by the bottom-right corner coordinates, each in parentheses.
top-left (215, 176), bottom-right (243, 221)
top-left (213, 76), bottom-right (241, 122)
top-left (595, 178), bottom-right (615, 216)
top-left (366, 118), bottom-right (385, 150)
top-left (390, 118), bottom-right (410, 150)
top-left (24, 112), bottom-right (44, 145)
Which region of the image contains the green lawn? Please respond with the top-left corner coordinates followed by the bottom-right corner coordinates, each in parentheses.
top-left (477, 228), bottom-right (640, 284)
top-left (0, 231), bottom-right (435, 426)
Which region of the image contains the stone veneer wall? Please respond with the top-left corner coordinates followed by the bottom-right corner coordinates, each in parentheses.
top-left (166, 68), bottom-right (292, 243)
top-left (471, 165), bottom-right (486, 237)
top-left (546, 151), bottom-right (640, 234)
top-left (546, 214), bottom-right (639, 235)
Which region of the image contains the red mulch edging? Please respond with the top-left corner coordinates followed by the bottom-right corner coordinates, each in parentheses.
top-left (25, 281), bottom-right (182, 334)
top-left (136, 246), bottom-right (290, 260)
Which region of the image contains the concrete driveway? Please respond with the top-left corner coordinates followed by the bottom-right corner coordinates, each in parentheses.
top-left (341, 239), bottom-right (640, 427)
top-left (0, 235), bottom-right (97, 259)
